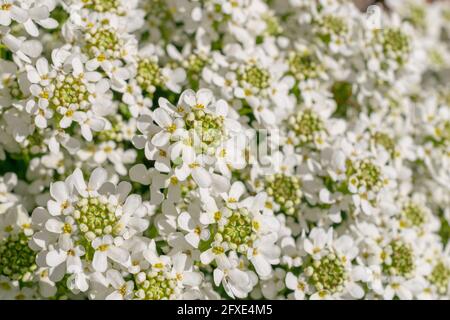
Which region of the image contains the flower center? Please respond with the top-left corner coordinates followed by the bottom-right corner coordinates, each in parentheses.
top-left (373, 132), bottom-right (396, 157)
top-left (86, 26), bottom-right (120, 57)
top-left (3, 76), bottom-right (24, 100)
top-left (287, 109), bottom-right (325, 145)
top-left (186, 53), bottom-right (209, 74)
top-left (184, 110), bottom-right (225, 155)
top-left (407, 4), bottom-right (426, 30)
top-left (22, 132), bottom-right (46, 155)
top-left (428, 261), bottom-right (450, 294)
top-left (308, 254), bottom-right (347, 294)
top-left (375, 28), bottom-right (411, 66)
top-left (83, 0), bottom-right (120, 13)
top-left (238, 64), bottom-right (270, 90)
top-left (217, 208), bottom-right (255, 253)
top-left (143, 0), bottom-right (171, 21)
top-left (74, 197), bottom-right (119, 242)
top-left (0, 232), bottom-right (36, 281)
top-left (262, 13), bottom-right (282, 36)
top-left (95, 118), bottom-right (122, 142)
top-left (136, 58), bottom-right (163, 96)
top-left (134, 270), bottom-right (177, 300)
top-left (315, 15), bottom-right (348, 44)
top-left (346, 159), bottom-right (383, 192)
top-left (288, 51), bottom-right (323, 81)
top-left (383, 240), bottom-right (415, 277)
top-left (52, 75), bottom-right (89, 109)
top-left (264, 174), bottom-right (302, 215)
top-left (402, 202), bottom-right (426, 227)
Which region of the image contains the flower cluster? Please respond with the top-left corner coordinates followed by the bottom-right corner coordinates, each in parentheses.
top-left (0, 0), bottom-right (449, 300)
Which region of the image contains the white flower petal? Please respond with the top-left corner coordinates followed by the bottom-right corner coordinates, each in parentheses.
top-left (88, 167), bottom-right (108, 192)
top-left (45, 218), bottom-right (64, 233)
top-left (92, 251), bottom-right (108, 272)
top-left (46, 250), bottom-right (67, 267)
top-left (107, 246), bottom-right (129, 265)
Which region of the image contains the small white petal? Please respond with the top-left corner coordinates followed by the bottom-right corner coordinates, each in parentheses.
top-left (92, 251), bottom-right (108, 272)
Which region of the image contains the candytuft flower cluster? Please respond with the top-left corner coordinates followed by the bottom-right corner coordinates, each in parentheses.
top-left (0, 0), bottom-right (449, 300)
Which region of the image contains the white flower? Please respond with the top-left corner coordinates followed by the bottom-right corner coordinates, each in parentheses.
top-left (91, 235), bottom-right (129, 272)
top-left (213, 252), bottom-right (256, 299)
top-left (383, 276), bottom-right (416, 300)
top-left (0, 2), bottom-right (28, 27)
top-left (45, 237), bottom-right (84, 274)
top-left (0, 172), bottom-right (20, 214)
top-left (31, 167), bottom-right (149, 293)
top-left (25, 52), bottom-right (111, 144)
top-left (138, 88), bottom-right (244, 191)
top-left (285, 272), bottom-right (309, 300)
top-left (177, 211), bottom-right (210, 248)
top-left (105, 269), bottom-right (134, 300)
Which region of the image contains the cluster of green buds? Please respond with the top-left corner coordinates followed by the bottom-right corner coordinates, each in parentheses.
top-left (82, 0), bottom-right (123, 15)
top-left (262, 13), bottom-right (282, 36)
top-left (85, 23), bottom-right (122, 60)
top-left (136, 57), bottom-right (163, 96)
top-left (238, 64), bottom-right (270, 92)
top-left (382, 240), bottom-right (415, 278)
top-left (374, 28), bottom-right (411, 66)
top-left (143, 0), bottom-right (173, 24)
top-left (3, 74), bottom-right (25, 101)
top-left (373, 131), bottom-right (398, 158)
top-left (400, 202), bottom-right (427, 228)
top-left (264, 173), bottom-right (302, 215)
top-left (314, 14), bottom-right (349, 45)
top-left (22, 131), bottom-right (46, 156)
top-left (184, 109), bottom-right (226, 155)
top-left (0, 232), bottom-right (37, 282)
top-left (48, 274), bottom-right (73, 300)
top-left (428, 48), bottom-right (446, 68)
top-left (428, 261), bottom-right (450, 294)
top-left (73, 197), bottom-right (120, 242)
top-left (305, 253), bottom-right (347, 294)
top-left (288, 50), bottom-right (323, 82)
top-left (184, 53), bottom-right (210, 75)
top-left (215, 208), bottom-right (256, 254)
top-left (95, 116), bottom-right (124, 142)
top-left (405, 3), bottom-right (426, 30)
top-left (134, 269), bottom-right (178, 300)
top-left (287, 108), bottom-right (325, 146)
top-left (52, 75), bottom-right (89, 111)
top-left (178, 177), bottom-right (199, 199)
top-left (346, 159), bottom-right (384, 193)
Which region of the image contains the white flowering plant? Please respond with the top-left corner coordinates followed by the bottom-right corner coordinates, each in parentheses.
top-left (0, 0), bottom-right (449, 300)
